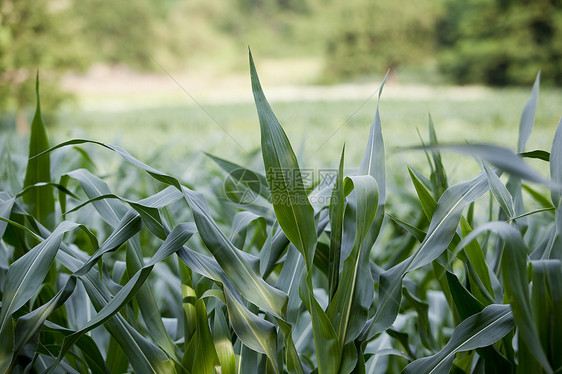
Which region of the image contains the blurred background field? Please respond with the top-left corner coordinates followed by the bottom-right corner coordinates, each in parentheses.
top-left (1, 0), bottom-right (561, 183)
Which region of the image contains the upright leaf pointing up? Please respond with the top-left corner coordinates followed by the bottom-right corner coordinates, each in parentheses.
top-left (23, 72), bottom-right (55, 229)
top-left (249, 49), bottom-right (317, 269)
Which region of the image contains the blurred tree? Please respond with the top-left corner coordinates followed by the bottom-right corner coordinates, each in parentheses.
top-left (437, 0), bottom-right (562, 86)
top-left (74, 0), bottom-right (165, 70)
top-left (322, 0), bottom-right (443, 82)
top-left (0, 0), bottom-right (86, 133)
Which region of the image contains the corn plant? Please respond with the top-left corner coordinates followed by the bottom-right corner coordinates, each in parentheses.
top-left (0, 54), bottom-right (561, 373)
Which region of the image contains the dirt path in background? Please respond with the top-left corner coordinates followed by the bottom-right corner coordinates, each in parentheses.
top-left (61, 62), bottom-right (490, 109)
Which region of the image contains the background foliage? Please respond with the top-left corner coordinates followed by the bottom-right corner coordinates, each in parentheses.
top-left (2, 0), bottom-right (562, 118)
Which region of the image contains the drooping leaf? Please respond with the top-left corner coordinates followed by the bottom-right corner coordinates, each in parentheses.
top-left (455, 221), bottom-right (553, 372)
top-left (403, 304), bottom-right (514, 374)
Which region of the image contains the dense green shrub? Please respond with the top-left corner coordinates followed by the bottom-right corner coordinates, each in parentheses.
top-left (437, 0), bottom-right (562, 86)
top-left (322, 0), bottom-right (440, 81)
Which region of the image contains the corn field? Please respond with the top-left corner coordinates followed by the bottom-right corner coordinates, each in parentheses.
top-left (0, 52), bottom-right (560, 373)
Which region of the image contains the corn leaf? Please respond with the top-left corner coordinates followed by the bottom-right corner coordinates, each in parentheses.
top-left (403, 304), bottom-right (514, 374)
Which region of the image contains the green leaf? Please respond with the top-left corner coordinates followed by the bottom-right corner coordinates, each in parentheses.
top-left (23, 73), bottom-right (55, 229)
top-left (530, 260), bottom-right (562, 372)
top-left (0, 221), bottom-right (97, 372)
top-left (56, 222), bottom-right (196, 367)
top-left (249, 49), bottom-right (317, 270)
top-left (213, 306), bottom-right (236, 374)
top-left (192, 299), bottom-right (221, 374)
top-left (182, 188), bottom-right (288, 319)
top-left (38, 140), bottom-right (289, 320)
top-left (275, 245), bottom-right (305, 324)
top-left (456, 221), bottom-right (553, 373)
top-left (75, 210), bottom-right (142, 276)
top-left (460, 218), bottom-right (495, 302)
top-left (550, 118), bottom-right (562, 207)
top-left (363, 173), bottom-right (489, 339)
top-left (409, 143), bottom-right (548, 185)
top-left (222, 288), bottom-right (280, 373)
top-left (518, 71), bottom-right (540, 153)
top-left (409, 167), bottom-right (437, 219)
top-left (403, 287), bottom-right (437, 350)
top-left (299, 271), bottom-right (341, 374)
top-left (483, 163), bottom-right (515, 219)
top-left (403, 304), bottom-right (514, 374)
top-left (428, 114), bottom-right (448, 198)
top-left (328, 175), bottom-right (378, 345)
top-left (520, 150), bottom-right (550, 162)
top-left (328, 146), bottom-right (345, 300)
top-left (42, 321), bottom-right (110, 374)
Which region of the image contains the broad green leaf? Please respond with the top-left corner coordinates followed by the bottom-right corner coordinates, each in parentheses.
top-left (15, 205), bottom-right (175, 373)
top-left (445, 271), bottom-right (512, 373)
top-left (0, 193), bottom-right (15, 239)
top-left (126, 238), bottom-right (177, 358)
top-left (213, 306), bottom-right (236, 374)
top-left (0, 220), bottom-right (97, 372)
top-left (410, 143), bottom-right (548, 185)
top-left (328, 146), bottom-right (345, 300)
top-left (456, 221), bottom-right (553, 372)
top-left (66, 168), bottom-right (128, 226)
top-left (182, 188), bottom-right (287, 318)
top-left (550, 118), bottom-right (562, 207)
top-left (328, 175), bottom-right (378, 345)
top-left (363, 173), bottom-right (489, 339)
top-left (56, 222), bottom-right (196, 367)
top-left (530, 260), bottom-right (562, 372)
top-left (42, 321), bottom-right (110, 374)
top-left (460, 218), bottom-right (495, 301)
top-left (403, 287), bottom-right (436, 350)
top-left (276, 244), bottom-right (305, 324)
top-left (520, 150), bottom-right (550, 162)
top-left (12, 277), bottom-right (78, 362)
top-left (75, 210), bottom-right (141, 276)
top-left (357, 72), bottom-right (387, 258)
top-left (63, 169), bottom-right (180, 358)
top-left (223, 288), bottom-right (280, 373)
top-left (403, 304), bottom-right (514, 374)
top-left (192, 299), bottom-right (221, 374)
top-left (428, 114), bottom-right (448, 198)
top-left (229, 211), bottom-right (265, 249)
top-left (518, 71), bottom-right (540, 153)
top-left (359, 72), bottom-right (387, 202)
top-left (16, 181), bottom-right (79, 201)
top-left (249, 49), bottom-right (317, 270)
top-left (409, 167), bottom-right (437, 219)
top-left (483, 163), bottom-right (515, 218)
top-left (299, 272), bottom-right (341, 374)
top-left (37, 140), bottom-right (289, 320)
top-left (23, 74), bottom-right (55, 229)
